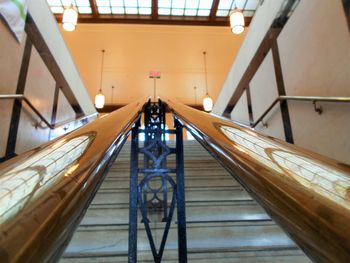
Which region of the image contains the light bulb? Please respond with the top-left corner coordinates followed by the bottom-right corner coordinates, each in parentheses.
top-left (95, 93), bottom-right (105, 109)
top-left (203, 95), bottom-right (213, 112)
top-left (62, 6), bottom-right (78, 32)
top-left (230, 10), bottom-right (245, 35)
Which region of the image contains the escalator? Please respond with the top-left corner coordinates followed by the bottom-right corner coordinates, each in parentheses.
top-left (60, 140), bottom-right (309, 263)
top-left (0, 98), bottom-right (349, 263)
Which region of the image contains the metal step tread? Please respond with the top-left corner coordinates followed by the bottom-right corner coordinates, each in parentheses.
top-left (60, 247), bottom-right (310, 263)
top-left (63, 221), bottom-right (300, 255)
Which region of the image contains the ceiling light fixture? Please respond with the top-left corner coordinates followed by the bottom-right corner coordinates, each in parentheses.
top-left (95, 50), bottom-right (106, 109)
top-left (62, 2), bottom-right (78, 32)
top-left (229, 2), bottom-right (245, 35)
top-left (202, 51), bottom-right (213, 112)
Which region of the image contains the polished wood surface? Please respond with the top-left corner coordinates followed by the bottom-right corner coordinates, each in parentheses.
top-left (165, 98), bottom-right (350, 263)
top-left (0, 99), bottom-right (144, 263)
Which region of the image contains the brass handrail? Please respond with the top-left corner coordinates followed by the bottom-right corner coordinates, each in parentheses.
top-left (0, 94), bottom-right (98, 129)
top-left (0, 99), bottom-right (145, 262)
top-left (165, 97), bottom-right (350, 263)
top-left (53, 112), bottom-right (98, 130)
top-left (252, 95), bottom-right (350, 128)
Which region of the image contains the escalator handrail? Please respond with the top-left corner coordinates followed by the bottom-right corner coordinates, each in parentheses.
top-left (0, 98), bottom-right (145, 263)
top-left (165, 97), bottom-right (350, 263)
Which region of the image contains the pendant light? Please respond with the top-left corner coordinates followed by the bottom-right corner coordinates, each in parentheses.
top-left (95, 50), bottom-right (106, 109)
top-left (62, 2), bottom-right (78, 32)
top-left (229, 1), bottom-right (245, 35)
top-left (202, 51), bottom-right (213, 112)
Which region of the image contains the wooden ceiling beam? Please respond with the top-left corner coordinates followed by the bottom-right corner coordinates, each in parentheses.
top-left (209, 0), bottom-right (220, 21)
top-left (89, 0), bottom-right (98, 17)
top-left (152, 0), bottom-right (158, 20)
top-left (55, 14), bottom-right (252, 27)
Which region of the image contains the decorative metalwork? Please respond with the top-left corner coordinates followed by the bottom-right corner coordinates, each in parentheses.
top-left (128, 99), bottom-right (187, 263)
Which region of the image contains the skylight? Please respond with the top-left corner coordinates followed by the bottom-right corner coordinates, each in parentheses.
top-left (216, 0), bottom-right (259, 17)
top-left (46, 0), bottom-right (260, 24)
top-left (95, 0), bottom-right (152, 15)
top-left (47, 0), bottom-right (92, 14)
top-left (158, 0), bottom-right (213, 17)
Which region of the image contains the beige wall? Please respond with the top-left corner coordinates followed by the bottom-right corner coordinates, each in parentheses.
top-left (28, 0), bottom-right (96, 115)
top-left (276, 0), bottom-right (350, 163)
top-left (230, 90), bottom-right (249, 124)
top-left (56, 89), bottom-right (76, 123)
top-left (15, 47), bottom-right (56, 154)
top-left (214, 0), bottom-right (350, 164)
top-left (249, 50), bottom-right (285, 139)
top-left (0, 22), bottom-right (26, 157)
top-left (213, 0), bottom-right (284, 115)
top-left (60, 24), bottom-right (246, 105)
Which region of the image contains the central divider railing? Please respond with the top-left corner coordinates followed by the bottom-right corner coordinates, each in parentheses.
top-left (128, 99), bottom-right (187, 263)
top-left (1, 97), bottom-right (350, 262)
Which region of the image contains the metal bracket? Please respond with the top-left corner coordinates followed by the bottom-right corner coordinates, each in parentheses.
top-left (313, 101), bottom-right (323, 114)
top-left (261, 120), bottom-right (268, 128)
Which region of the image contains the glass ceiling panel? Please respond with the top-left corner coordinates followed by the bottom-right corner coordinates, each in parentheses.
top-left (47, 0), bottom-right (152, 15)
top-left (158, 0), bottom-right (213, 17)
top-left (46, 0), bottom-right (259, 19)
top-left (95, 0), bottom-right (152, 15)
top-left (47, 0), bottom-right (92, 14)
top-left (216, 0), bottom-right (259, 17)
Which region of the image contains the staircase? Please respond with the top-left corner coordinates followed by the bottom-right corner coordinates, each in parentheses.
top-left (60, 140), bottom-right (310, 263)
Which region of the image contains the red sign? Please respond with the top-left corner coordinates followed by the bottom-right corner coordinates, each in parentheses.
top-left (149, 71), bottom-right (161, 79)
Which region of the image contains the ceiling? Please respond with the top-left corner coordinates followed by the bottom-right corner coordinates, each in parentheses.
top-left (60, 23), bottom-right (247, 106)
top-left (47, 0), bottom-right (259, 26)
top-left (50, 1), bottom-right (256, 108)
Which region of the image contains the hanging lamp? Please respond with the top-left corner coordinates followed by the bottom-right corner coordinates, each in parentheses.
top-left (95, 50), bottom-right (106, 109)
top-left (229, 1), bottom-right (245, 35)
top-left (62, 2), bottom-right (78, 32)
top-left (202, 51), bottom-right (213, 112)
top-left (230, 10), bottom-right (245, 34)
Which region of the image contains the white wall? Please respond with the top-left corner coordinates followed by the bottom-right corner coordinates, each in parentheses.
top-left (28, 0), bottom-right (96, 115)
top-left (0, 0), bottom-right (95, 159)
top-left (16, 46), bottom-right (56, 154)
top-left (277, 0), bottom-right (350, 163)
top-left (214, 0), bottom-right (350, 164)
top-left (230, 91), bottom-right (249, 124)
top-left (250, 50), bottom-right (285, 140)
top-left (0, 22), bottom-right (26, 157)
top-left (213, 0), bottom-right (285, 115)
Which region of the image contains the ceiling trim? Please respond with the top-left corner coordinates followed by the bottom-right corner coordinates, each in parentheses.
top-left (54, 14), bottom-right (252, 27)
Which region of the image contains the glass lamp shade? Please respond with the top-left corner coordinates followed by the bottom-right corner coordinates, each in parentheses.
top-left (230, 10), bottom-right (245, 35)
top-left (94, 93), bottom-right (105, 109)
top-left (62, 7), bottom-right (78, 32)
top-left (203, 95), bottom-right (213, 112)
